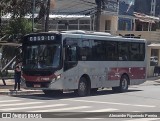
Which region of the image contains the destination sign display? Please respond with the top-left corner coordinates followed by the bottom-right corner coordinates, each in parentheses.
top-left (28, 35), bottom-right (55, 42)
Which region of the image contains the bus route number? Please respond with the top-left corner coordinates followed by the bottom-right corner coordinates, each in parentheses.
top-left (29, 36), bottom-right (55, 41)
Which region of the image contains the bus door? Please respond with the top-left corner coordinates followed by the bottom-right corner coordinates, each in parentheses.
top-left (63, 38), bottom-right (79, 89)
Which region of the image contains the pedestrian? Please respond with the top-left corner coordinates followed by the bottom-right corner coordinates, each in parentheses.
top-left (14, 60), bottom-right (22, 91)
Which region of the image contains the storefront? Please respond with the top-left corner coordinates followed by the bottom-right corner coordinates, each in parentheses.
top-left (147, 43), bottom-right (160, 77)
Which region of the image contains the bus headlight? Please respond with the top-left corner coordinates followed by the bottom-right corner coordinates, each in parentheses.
top-left (57, 75), bottom-right (61, 79)
top-left (51, 74), bottom-right (61, 83)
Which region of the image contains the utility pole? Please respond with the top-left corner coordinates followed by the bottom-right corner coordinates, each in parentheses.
top-left (45, 0), bottom-right (50, 32)
top-left (32, 0), bottom-right (35, 32)
top-left (95, 0), bottom-right (102, 32)
top-left (0, 9), bottom-right (2, 35)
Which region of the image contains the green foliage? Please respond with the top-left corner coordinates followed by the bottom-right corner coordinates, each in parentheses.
top-left (7, 18), bottom-right (32, 35)
top-left (1, 0), bottom-right (42, 18)
top-left (4, 18), bottom-right (32, 42)
top-left (0, 0), bottom-right (46, 40)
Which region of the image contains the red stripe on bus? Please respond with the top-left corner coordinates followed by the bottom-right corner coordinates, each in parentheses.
top-left (22, 74), bottom-right (56, 82)
top-left (108, 67), bottom-right (146, 80)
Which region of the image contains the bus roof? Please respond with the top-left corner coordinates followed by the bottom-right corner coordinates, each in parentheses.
top-left (60, 30), bottom-right (146, 43)
top-left (24, 30), bottom-right (146, 43)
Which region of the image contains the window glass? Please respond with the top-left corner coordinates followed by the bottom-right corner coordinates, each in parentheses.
top-left (139, 43), bottom-right (145, 61)
top-left (79, 40), bottom-right (92, 61)
top-left (92, 40), bottom-right (118, 61)
top-left (24, 44), bottom-right (61, 69)
top-left (150, 49), bottom-right (158, 66)
top-left (92, 40), bottom-right (106, 61)
top-left (106, 41), bottom-right (118, 61)
top-left (130, 43), bottom-right (145, 61)
top-left (118, 42), bottom-right (129, 61)
top-left (64, 38), bottom-right (78, 62)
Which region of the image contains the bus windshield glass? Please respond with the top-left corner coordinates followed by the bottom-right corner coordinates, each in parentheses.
top-left (23, 44), bottom-right (61, 69)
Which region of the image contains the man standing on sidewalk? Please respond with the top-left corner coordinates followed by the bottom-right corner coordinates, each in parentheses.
top-left (14, 60), bottom-right (22, 91)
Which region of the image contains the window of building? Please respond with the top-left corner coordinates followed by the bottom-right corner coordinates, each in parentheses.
top-left (105, 20), bottom-right (111, 32)
top-left (150, 49), bottom-right (158, 66)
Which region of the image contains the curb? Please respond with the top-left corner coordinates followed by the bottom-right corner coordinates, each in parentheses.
top-left (0, 89), bottom-right (42, 95)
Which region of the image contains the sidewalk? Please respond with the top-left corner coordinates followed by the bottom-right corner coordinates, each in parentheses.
top-left (0, 79), bottom-right (42, 95)
top-left (147, 76), bottom-right (160, 81)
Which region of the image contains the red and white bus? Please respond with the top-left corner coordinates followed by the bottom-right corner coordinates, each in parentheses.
top-left (21, 30), bottom-right (147, 96)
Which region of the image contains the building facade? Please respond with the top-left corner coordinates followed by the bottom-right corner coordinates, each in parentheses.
top-left (118, 0), bottom-right (160, 77)
top-left (43, 0), bottom-right (119, 35)
top-left (135, 0), bottom-right (160, 17)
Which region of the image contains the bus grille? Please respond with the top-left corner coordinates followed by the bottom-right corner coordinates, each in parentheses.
top-left (25, 81), bottom-right (51, 88)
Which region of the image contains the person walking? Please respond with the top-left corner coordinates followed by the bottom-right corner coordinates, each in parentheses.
top-left (14, 61), bottom-right (22, 91)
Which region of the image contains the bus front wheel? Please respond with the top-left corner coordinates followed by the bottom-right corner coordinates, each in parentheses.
top-left (112, 75), bottom-right (129, 93)
top-left (77, 77), bottom-right (89, 97)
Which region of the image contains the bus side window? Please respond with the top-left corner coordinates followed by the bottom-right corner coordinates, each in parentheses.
top-left (118, 42), bottom-right (129, 61)
top-left (65, 45), bottom-right (77, 62)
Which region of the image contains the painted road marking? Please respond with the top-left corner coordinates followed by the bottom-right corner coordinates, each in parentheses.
top-left (30, 106), bottom-right (91, 112)
top-left (55, 108), bottom-right (119, 117)
top-left (61, 99), bottom-right (155, 108)
top-left (0, 102), bottom-right (44, 107)
top-left (0, 104), bottom-right (68, 111)
top-left (0, 100), bottom-right (21, 103)
top-left (84, 108), bottom-right (119, 112)
top-left (126, 118), bottom-right (160, 121)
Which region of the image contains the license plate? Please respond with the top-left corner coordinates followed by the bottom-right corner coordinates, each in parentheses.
top-left (34, 84), bottom-right (41, 88)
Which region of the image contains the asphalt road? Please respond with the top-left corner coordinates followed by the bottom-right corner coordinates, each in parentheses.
top-left (0, 79), bottom-right (160, 121)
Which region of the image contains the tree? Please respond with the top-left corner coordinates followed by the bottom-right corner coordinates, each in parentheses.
top-left (3, 0), bottom-right (41, 18)
top-left (4, 18), bottom-right (32, 42)
top-left (0, 0), bottom-right (11, 36)
top-left (0, 0), bottom-right (42, 41)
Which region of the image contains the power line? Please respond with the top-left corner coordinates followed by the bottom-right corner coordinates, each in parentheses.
top-left (52, 0), bottom-right (96, 15)
top-left (53, 7), bottom-right (96, 15)
top-left (79, 0), bottom-right (96, 5)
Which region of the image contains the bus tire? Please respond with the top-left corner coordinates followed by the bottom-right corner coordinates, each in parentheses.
top-left (43, 90), bottom-right (63, 96)
top-left (77, 77), bottom-right (88, 97)
top-left (112, 75), bottom-right (129, 93)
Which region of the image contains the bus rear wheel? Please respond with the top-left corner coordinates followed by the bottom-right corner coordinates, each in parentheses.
top-left (112, 75), bottom-right (129, 93)
top-left (77, 77), bottom-right (89, 97)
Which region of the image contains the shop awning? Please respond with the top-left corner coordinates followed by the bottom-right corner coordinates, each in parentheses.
top-left (138, 19), bottom-right (155, 23)
top-left (134, 12), bottom-right (160, 23)
top-left (148, 43), bottom-right (160, 48)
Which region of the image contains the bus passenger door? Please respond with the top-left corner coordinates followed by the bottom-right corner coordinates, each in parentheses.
top-left (63, 38), bottom-right (79, 89)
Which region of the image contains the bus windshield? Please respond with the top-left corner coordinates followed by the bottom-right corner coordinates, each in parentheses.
top-left (23, 44), bottom-right (61, 69)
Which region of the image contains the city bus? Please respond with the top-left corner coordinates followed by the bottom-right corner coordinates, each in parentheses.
top-left (21, 30), bottom-right (147, 96)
